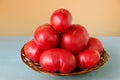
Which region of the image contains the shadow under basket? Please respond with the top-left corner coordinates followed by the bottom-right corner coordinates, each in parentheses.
top-left (21, 46), bottom-right (109, 76)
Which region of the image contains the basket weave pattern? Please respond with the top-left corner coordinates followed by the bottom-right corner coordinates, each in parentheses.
top-left (21, 46), bottom-right (109, 76)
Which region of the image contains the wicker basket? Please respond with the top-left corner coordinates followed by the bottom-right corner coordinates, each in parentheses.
top-left (21, 46), bottom-right (109, 76)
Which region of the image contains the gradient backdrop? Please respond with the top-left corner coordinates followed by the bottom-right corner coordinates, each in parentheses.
top-left (0, 0), bottom-right (120, 36)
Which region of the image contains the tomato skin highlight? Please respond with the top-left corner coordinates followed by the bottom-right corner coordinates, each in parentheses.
top-left (24, 40), bottom-right (43, 63)
top-left (50, 8), bottom-right (72, 32)
top-left (34, 24), bottom-right (59, 50)
top-left (40, 48), bottom-right (76, 73)
top-left (88, 37), bottom-right (103, 53)
top-left (61, 24), bottom-right (89, 54)
top-left (77, 48), bottom-right (100, 69)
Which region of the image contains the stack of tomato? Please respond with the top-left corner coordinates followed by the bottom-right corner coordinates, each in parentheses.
top-left (24, 8), bottom-right (103, 73)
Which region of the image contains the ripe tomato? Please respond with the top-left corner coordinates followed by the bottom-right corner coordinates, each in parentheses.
top-left (34, 24), bottom-right (59, 49)
top-left (88, 37), bottom-right (103, 53)
top-left (50, 8), bottom-right (72, 32)
top-left (24, 40), bottom-right (43, 63)
top-left (40, 48), bottom-right (76, 73)
top-left (61, 24), bottom-right (89, 54)
top-left (77, 48), bottom-right (100, 69)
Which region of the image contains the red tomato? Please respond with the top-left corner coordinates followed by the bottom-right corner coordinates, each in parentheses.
top-left (40, 48), bottom-right (76, 73)
top-left (24, 40), bottom-right (43, 63)
top-left (77, 48), bottom-right (100, 69)
top-left (50, 8), bottom-right (72, 32)
top-left (61, 24), bottom-right (89, 54)
top-left (88, 37), bottom-right (103, 53)
top-left (34, 24), bottom-right (59, 49)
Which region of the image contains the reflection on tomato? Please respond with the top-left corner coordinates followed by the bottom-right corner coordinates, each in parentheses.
top-left (61, 24), bottom-right (89, 54)
top-left (24, 40), bottom-right (43, 63)
top-left (50, 8), bottom-right (72, 32)
top-left (34, 24), bottom-right (59, 49)
top-left (77, 48), bottom-right (100, 69)
top-left (40, 48), bottom-right (76, 73)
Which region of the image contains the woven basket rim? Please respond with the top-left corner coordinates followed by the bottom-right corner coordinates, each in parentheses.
top-left (21, 46), bottom-right (109, 76)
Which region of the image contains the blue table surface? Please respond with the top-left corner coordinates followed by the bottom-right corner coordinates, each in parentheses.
top-left (0, 36), bottom-right (120, 80)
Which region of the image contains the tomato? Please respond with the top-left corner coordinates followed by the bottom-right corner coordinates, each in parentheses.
top-left (88, 37), bottom-right (103, 53)
top-left (40, 48), bottom-right (76, 73)
top-left (34, 24), bottom-right (59, 49)
top-left (24, 40), bottom-right (43, 63)
top-left (61, 24), bottom-right (89, 54)
top-left (50, 8), bottom-right (72, 32)
top-left (77, 48), bottom-right (100, 69)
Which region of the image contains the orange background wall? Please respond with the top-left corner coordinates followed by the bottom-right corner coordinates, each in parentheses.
top-left (0, 0), bottom-right (120, 36)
